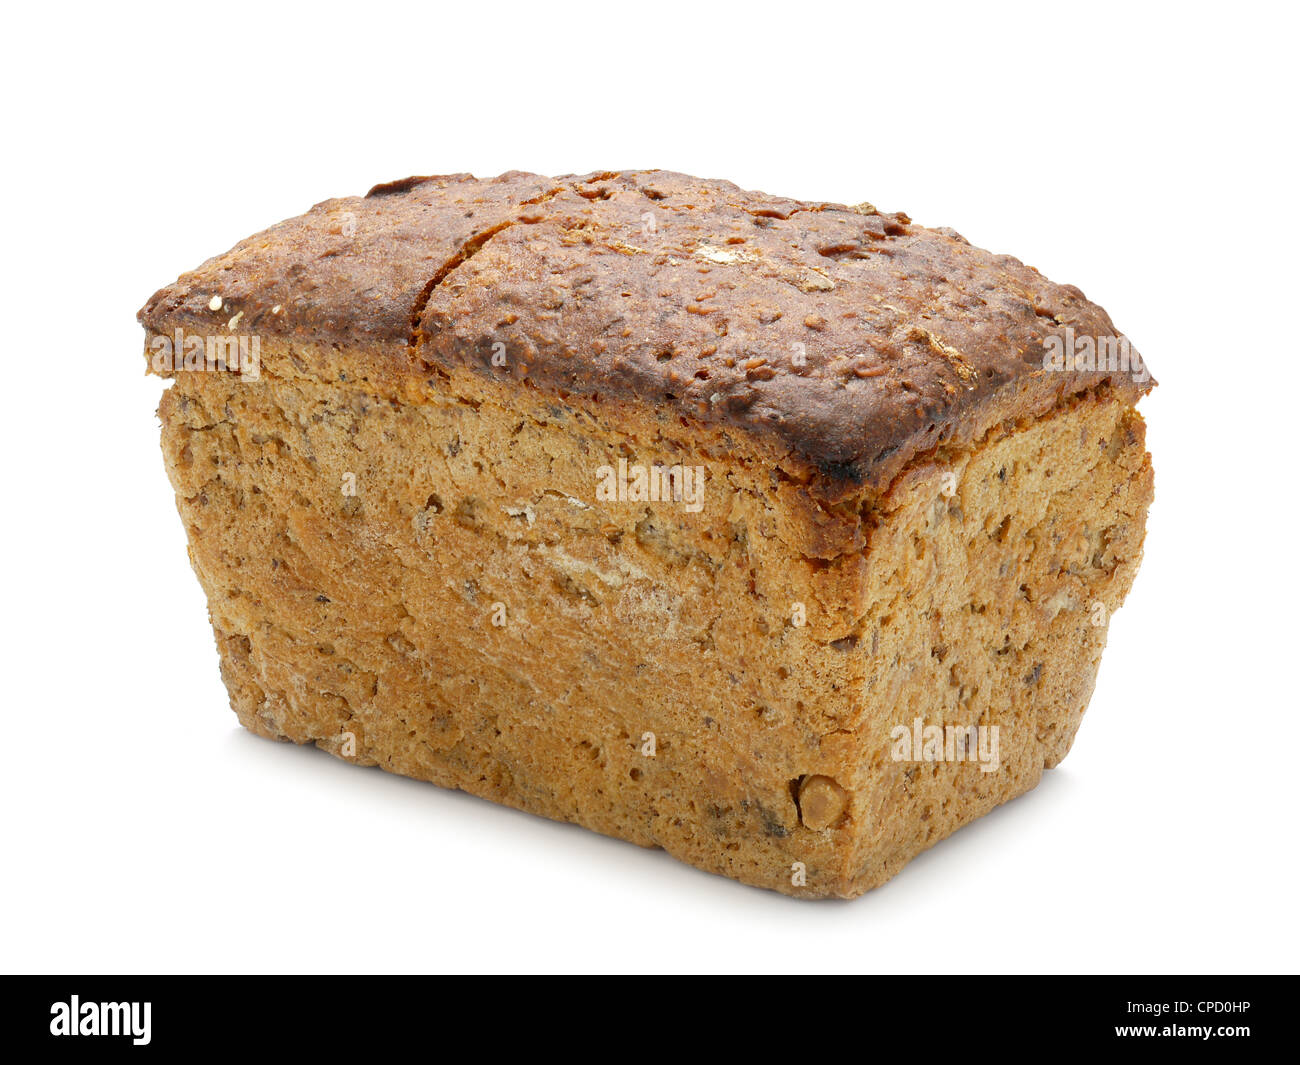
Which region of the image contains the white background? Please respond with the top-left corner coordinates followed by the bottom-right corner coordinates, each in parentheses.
top-left (3, 1), bottom-right (1295, 975)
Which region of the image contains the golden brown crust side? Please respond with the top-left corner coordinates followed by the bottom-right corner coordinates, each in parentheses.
top-left (139, 170), bottom-right (1154, 503)
top-left (157, 360), bottom-right (1152, 897)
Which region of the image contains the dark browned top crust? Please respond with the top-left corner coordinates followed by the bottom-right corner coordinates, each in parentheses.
top-left (140, 170), bottom-right (1152, 502)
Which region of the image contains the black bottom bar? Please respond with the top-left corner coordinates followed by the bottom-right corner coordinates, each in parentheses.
top-left (0, 975), bottom-right (1283, 1052)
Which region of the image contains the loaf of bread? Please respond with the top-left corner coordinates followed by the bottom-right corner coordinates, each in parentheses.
top-left (140, 170), bottom-right (1154, 897)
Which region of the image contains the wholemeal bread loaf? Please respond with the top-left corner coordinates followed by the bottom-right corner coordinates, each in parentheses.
top-left (140, 170), bottom-right (1154, 897)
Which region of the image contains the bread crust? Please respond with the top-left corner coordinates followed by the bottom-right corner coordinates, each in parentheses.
top-left (139, 170), bottom-right (1153, 504)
